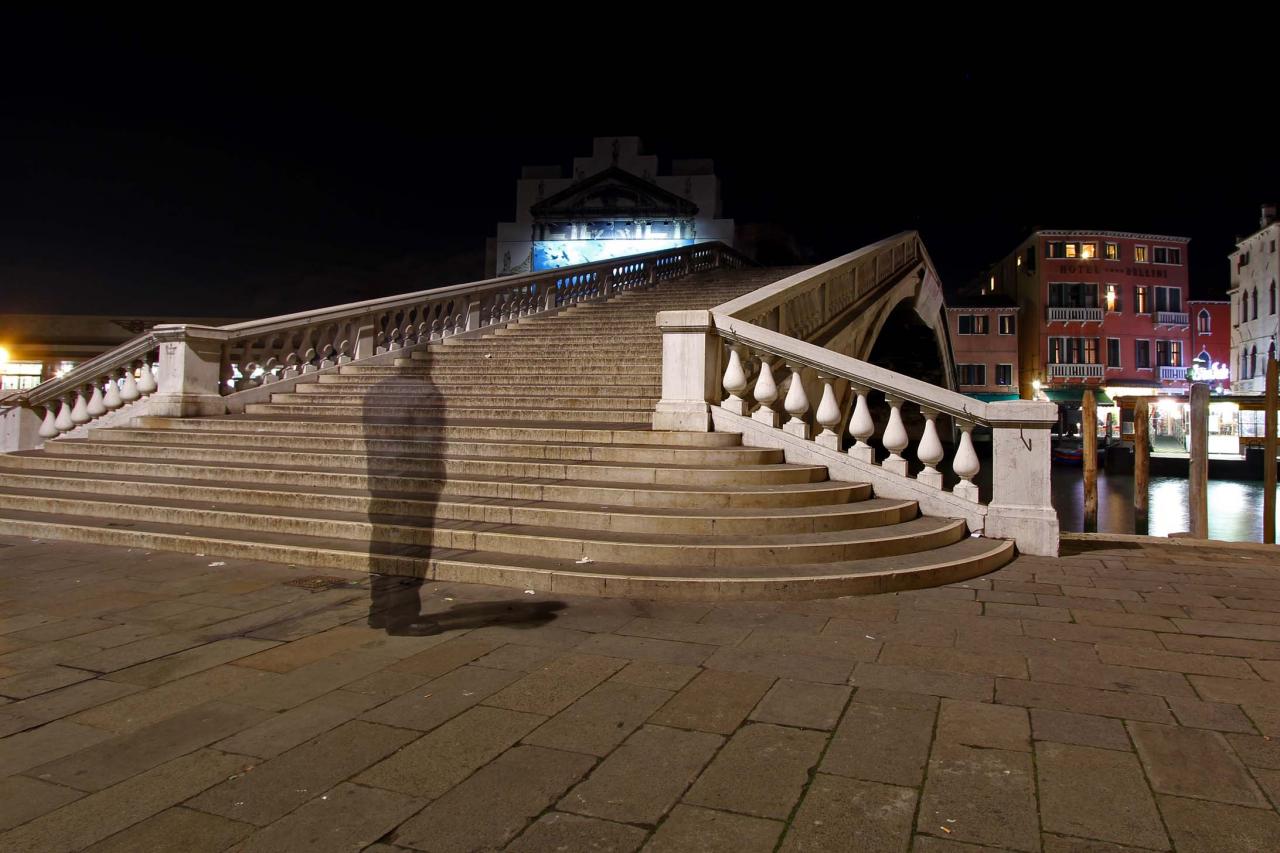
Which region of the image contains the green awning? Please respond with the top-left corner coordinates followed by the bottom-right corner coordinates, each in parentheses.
top-left (966, 392), bottom-right (1022, 402)
top-left (1044, 388), bottom-right (1114, 406)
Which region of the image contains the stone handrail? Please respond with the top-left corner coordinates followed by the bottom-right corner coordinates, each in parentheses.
top-left (653, 233), bottom-right (1060, 556)
top-left (3, 241), bottom-right (749, 445)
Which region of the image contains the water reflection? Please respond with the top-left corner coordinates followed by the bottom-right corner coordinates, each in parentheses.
top-left (1052, 467), bottom-right (1280, 542)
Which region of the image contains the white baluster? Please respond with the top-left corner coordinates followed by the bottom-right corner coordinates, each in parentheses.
top-left (814, 375), bottom-right (842, 450)
top-left (38, 407), bottom-right (59, 438)
top-left (86, 382), bottom-right (107, 417)
top-left (916, 407), bottom-right (945, 488)
top-left (721, 346), bottom-right (749, 415)
top-left (953, 421), bottom-right (981, 501)
top-left (120, 367), bottom-right (140, 402)
top-left (882, 395), bottom-right (909, 475)
top-left (70, 388), bottom-right (91, 425)
top-left (782, 364), bottom-right (810, 439)
top-left (847, 384), bottom-right (875, 463)
top-left (136, 359), bottom-right (157, 394)
top-left (103, 375), bottom-right (123, 409)
top-left (751, 359), bottom-right (780, 427)
top-left (54, 398), bottom-right (74, 432)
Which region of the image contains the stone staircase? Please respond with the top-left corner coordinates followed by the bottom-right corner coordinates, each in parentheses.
top-left (0, 268), bottom-right (1014, 598)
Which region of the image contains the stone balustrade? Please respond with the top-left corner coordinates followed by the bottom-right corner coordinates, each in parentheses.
top-left (655, 231), bottom-right (1060, 556)
top-left (2, 241), bottom-right (748, 449)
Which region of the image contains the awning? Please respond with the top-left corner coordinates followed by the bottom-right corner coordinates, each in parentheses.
top-left (1044, 388), bottom-right (1114, 406)
top-left (966, 392), bottom-right (1022, 402)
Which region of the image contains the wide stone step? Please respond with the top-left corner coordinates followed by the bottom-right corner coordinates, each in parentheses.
top-left (241, 404), bottom-right (654, 423)
top-left (0, 490), bottom-right (944, 566)
top-left (0, 508), bottom-right (1011, 600)
top-left (348, 365), bottom-right (660, 377)
top-left (313, 376), bottom-right (660, 391)
top-left (0, 474), bottom-right (883, 535)
top-left (89, 428), bottom-right (783, 465)
top-left (130, 417), bottom-right (742, 447)
top-left (264, 392), bottom-right (658, 409)
top-left (0, 453), bottom-right (858, 508)
top-left (38, 440), bottom-right (829, 486)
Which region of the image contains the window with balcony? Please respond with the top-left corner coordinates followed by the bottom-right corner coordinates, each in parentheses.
top-left (957, 315), bottom-right (989, 335)
top-left (958, 364), bottom-right (986, 386)
top-left (1107, 338), bottom-right (1121, 368)
top-left (998, 314), bottom-right (1016, 335)
top-left (1104, 242), bottom-right (1119, 260)
top-left (1154, 287), bottom-right (1182, 313)
top-left (996, 364), bottom-right (1013, 386)
top-left (1049, 282), bottom-right (1099, 308)
top-left (1105, 284), bottom-right (1122, 313)
top-left (1152, 246), bottom-right (1182, 265)
top-left (1135, 245), bottom-right (1149, 263)
top-left (1049, 337), bottom-right (1100, 364)
top-left (1197, 309), bottom-right (1211, 333)
top-left (1135, 340), bottom-right (1151, 369)
top-left (1134, 286), bottom-right (1149, 314)
top-left (1156, 340), bottom-right (1182, 367)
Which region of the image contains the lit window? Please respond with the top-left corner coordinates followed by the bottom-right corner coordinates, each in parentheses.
top-left (989, 276), bottom-right (996, 292)
top-left (957, 315), bottom-right (989, 335)
top-left (1104, 242), bottom-right (1119, 260)
top-left (1105, 284), bottom-right (1121, 312)
top-left (998, 314), bottom-right (1016, 335)
top-left (1080, 242), bottom-right (1097, 260)
top-left (1134, 286), bottom-right (1149, 314)
top-left (1065, 243), bottom-right (1078, 259)
top-left (1135, 245), bottom-right (1149, 263)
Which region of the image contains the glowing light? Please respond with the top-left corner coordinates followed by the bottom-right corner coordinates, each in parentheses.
top-left (1032, 379), bottom-right (1042, 391)
top-left (1081, 243), bottom-right (1096, 260)
top-left (0, 346), bottom-right (8, 366)
top-left (1157, 398), bottom-right (1183, 419)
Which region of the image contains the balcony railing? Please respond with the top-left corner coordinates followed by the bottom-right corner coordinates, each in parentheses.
top-left (1156, 311), bottom-right (1189, 326)
top-left (1048, 363), bottom-right (1105, 379)
top-left (1047, 307), bottom-right (1103, 323)
top-left (1160, 366), bottom-right (1188, 381)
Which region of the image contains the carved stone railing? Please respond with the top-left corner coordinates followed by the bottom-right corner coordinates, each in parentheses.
top-left (1160, 365), bottom-right (1188, 381)
top-left (2, 241), bottom-right (748, 449)
top-left (654, 232), bottom-right (1059, 556)
top-left (1156, 311), bottom-right (1189, 326)
top-left (1048, 363), bottom-right (1105, 379)
top-left (1047, 307), bottom-right (1104, 323)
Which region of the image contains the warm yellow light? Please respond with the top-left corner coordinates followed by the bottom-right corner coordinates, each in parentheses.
top-left (1081, 244), bottom-right (1096, 260)
top-left (0, 346), bottom-right (9, 366)
top-left (1032, 379), bottom-right (1042, 391)
top-left (1106, 291), bottom-right (1116, 310)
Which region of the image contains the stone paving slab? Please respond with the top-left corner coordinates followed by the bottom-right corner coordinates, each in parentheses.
top-left (3, 536), bottom-right (1280, 850)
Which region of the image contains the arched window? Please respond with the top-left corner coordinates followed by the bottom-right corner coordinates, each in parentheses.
top-left (1242, 350), bottom-right (1250, 380)
top-left (1253, 289), bottom-right (1259, 320)
top-left (1251, 345), bottom-right (1258, 379)
top-left (1242, 292), bottom-right (1250, 323)
top-left (1198, 309), bottom-right (1211, 333)
top-left (1197, 350), bottom-right (1212, 367)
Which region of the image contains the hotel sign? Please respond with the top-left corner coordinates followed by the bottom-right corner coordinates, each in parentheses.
top-left (1052, 262), bottom-right (1169, 279)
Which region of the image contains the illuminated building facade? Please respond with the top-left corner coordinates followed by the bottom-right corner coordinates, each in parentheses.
top-left (488, 137), bottom-right (735, 276)
top-left (1228, 204), bottom-right (1280, 395)
top-left (986, 229), bottom-right (1193, 405)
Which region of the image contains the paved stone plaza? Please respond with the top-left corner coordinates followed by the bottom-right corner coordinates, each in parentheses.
top-left (2, 535), bottom-right (1280, 852)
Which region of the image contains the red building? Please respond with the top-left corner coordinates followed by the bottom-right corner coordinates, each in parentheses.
top-left (1188, 300), bottom-right (1231, 389)
top-left (945, 295), bottom-right (1020, 401)
top-left (986, 230), bottom-right (1193, 403)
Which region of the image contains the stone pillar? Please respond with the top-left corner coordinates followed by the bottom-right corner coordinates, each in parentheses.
top-left (0, 406), bottom-right (44, 452)
top-left (984, 399), bottom-right (1060, 557)
top-left (653, 310), bottom-right (717, 432)
top-left (354, 316), bottom-right (379, 360)
top-left (149, 325), bottom-right (230, 417)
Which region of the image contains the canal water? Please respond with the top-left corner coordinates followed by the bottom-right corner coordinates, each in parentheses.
top-left (1052, 466), bottom-right (1280, 542)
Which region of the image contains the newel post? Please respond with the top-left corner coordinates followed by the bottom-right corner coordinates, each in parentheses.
top-left (984, 400), bottom-right (1060, 557)
top-left (653, 310), bottom-right (717, 432)
top-left (150, 325), bottom-right (231, 418)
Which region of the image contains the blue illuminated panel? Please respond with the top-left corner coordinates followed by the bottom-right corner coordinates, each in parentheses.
top-left (533, 239), bottom-right (693, 271)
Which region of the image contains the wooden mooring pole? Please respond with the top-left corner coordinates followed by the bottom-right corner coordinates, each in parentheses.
top-left (1134, 397), bottom-right (1149, 535)
top-left (1266, 358), bottom-right (1278, 544)
top-left (1189, 383), bottom-right (1208, 539)
top-left (1083, 389), bottom-right (1097, 533)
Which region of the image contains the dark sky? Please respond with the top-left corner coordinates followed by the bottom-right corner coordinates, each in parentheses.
top-left (3, 17), bottom-right (1278, 318)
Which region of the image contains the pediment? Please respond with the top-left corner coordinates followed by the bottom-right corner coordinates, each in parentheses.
top-left (530, 166), bottom-right (698, 220)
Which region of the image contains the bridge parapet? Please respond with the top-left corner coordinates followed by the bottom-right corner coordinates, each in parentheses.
top-left (2, 242), bottom-right (750, 450)
top-left (655, 232), bottom-right (1059, 557)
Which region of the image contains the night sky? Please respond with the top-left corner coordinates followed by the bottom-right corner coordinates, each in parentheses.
top-left (4, 19), bottom-right (1277, 319)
